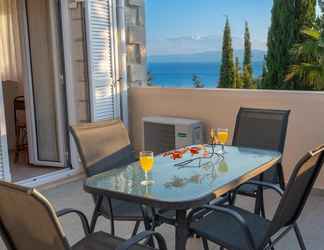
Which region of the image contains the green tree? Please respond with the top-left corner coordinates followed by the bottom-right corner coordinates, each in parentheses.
top-left (242, 66), bottom-right (254, 88)
top-left (286, 27), bottom-right (324, 90)
top-left (263, 0), bottom-right (316, 90)
top-left (262, 0), bottom-right (296, 89)
top-left (289, 0), bottom-right (317, 89)
top-left (219, 18), bottom-right (235, 88)
top-left (192, 74), bottom-right (204, 88)
top-left (295, 0), bottom-right (316, 42)
top-left (234, 57), bottom-right (242, 88)
top-left (243, 21), bottom-right (253, 79)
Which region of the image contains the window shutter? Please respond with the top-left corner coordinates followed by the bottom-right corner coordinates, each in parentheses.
top-left (0, 82), bottom-right (11, 181)
top-left (85, 0), bottom-right (120, 122)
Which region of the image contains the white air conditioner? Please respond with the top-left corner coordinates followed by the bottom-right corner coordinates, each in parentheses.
top-left (143, 116), bottom-right (204, 154)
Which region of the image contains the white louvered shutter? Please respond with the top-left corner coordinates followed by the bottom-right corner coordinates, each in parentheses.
top-left (0, 81), bottom-right (11, 181)
top-left (85, 0), bottom-right (120, 122)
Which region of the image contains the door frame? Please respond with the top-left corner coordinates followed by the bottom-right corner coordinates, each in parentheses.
top-left (20, 0), bottom-right (67, 167)
top-left (16, 0), bottom-right (82, 186)
top-left (0, 80), bottom-right (11, 182)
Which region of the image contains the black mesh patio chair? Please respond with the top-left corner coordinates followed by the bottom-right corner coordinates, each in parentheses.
top-left (230, 107), bottom-right (290, 216)
top-left (189, 145), bottom-right (324, 250)
top-left (0, 181), bottom-right (167, 250)
top-left (70, 120), bottom-right (147, 236)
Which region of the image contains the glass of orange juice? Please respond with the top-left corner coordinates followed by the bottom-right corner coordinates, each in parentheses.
top-left (217, 128), bottom-right (229, 154)
top-left (139, 151), bottom-right (154, 186)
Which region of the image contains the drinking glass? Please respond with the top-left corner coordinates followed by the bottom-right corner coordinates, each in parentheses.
top-left (217, 128), bottom-right (229, 154)
top-left (210, 128), bottom-right (217, 145)
top-left (139, 151), bottom-right (154, 186)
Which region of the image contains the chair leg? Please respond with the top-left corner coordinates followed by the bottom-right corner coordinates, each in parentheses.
top-left (142, 206), bottom-right (155, 248)
top-left (90, 211), bottom-right (100, 233)
top-left (293, 224), bottom-right (306, 250)
top-left (229, 191), bottom-right (237, 206)
top-left (90, 195), bottom-right (103, 233)
top-left (202, 238), bottom-right (209, 250)
top-left (277, 163), bottom-right (286, 190)
top-left (110, 217), bottom-right (115, 236)
top-left (14, 128), bottom-right (20, 163)
top-left (254, 188), bottom-right (266, 218)
top-left (107, 198), bottom-right (116, 236)
top-left (132, 220), bottom-right (141, 237)
top-left (254, 191), bottom-right (261, 215)
top-left (260, 191), bottom-right (266, 218)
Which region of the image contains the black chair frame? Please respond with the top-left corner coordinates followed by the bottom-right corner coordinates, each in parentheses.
top-left (189, 145), bottom-right (324, 250)
top-left (0, 209), bottom-right (166, 250)
top-left (230, 108), bottom-right (290, 217)
top-left (70, 121), bottom-right (150, 237)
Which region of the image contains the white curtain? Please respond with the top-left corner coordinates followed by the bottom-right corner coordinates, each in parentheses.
top-left (0, 0), bottom-right (22, 82)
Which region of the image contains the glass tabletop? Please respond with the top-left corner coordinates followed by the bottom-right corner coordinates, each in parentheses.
top-left (84, 145), bottom-right (281, 209)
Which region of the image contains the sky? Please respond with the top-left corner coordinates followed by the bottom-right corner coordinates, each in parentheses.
top-left (145, 0), bottom-right (273, 55)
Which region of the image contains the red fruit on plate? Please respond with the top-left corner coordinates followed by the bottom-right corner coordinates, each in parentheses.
top-left (172, 151), bottom-right (183, 160)
top-left (189, 147), bottom-right (200, 155)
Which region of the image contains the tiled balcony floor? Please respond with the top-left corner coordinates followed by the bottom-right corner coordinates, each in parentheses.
top-left (2, 180), bottom-right (324, 250)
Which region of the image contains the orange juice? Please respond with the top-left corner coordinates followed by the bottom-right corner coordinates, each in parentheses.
top-left (140, 156), bottom-right (154, 173)
top-left (217, 131), bottom-right (229, 145)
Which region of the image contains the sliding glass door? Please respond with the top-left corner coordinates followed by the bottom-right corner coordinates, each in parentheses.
top-left (24, 0), bottom-right (67, 167)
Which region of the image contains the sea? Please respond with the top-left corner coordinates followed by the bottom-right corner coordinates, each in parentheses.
top-left (147, 62), bottom-right (264, 88)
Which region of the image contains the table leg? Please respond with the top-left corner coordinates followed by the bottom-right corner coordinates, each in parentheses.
top-left (90, 195), bottom-right (103, 233)
top-left (141, 205), bottom-right (155, 247)
top-left (175, 209), bottom-right (188, 250)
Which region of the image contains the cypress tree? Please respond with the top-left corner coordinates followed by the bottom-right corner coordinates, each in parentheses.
top-left (243, 21), bottom-right (253, 88)
top-left (234, 57), bottom-right (242, 88)
top-left (219, 18), bottom-right (235, 88)
top-left (243, 21), bottom-right (253, 78)
top-left (262, 0), bottom-right (296, 89)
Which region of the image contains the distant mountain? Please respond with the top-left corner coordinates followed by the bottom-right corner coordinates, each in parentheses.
top-left (147, 35), bottom-right (267, 55)
top-left (148, 49), bottom-right (266, 63)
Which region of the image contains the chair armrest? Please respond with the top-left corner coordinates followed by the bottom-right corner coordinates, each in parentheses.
top-left (186, 193), bottom-right (232, 223)
top-left (115, 231), bottom-right (167, 250)
top-left (56, 209), bottom-right (90, 235)
top-left (188, 205), bottom-right (256, 250)
top-left (238, 180), bottom-right (284, 196)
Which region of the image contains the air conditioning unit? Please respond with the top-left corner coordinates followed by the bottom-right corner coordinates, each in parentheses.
top-left (143, 116), bottom-right (204, 154)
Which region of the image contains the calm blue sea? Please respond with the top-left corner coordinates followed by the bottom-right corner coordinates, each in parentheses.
top-left (147, 62), bottom-right (264, 88)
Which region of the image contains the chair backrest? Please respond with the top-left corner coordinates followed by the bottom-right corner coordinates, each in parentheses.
top-left (0, 181), bottom-right (69, 250)
top-left (70, 120), bottom-right (135, 177)
top-left (232, 107), bottom-right (290, 184)
top-left (268, 145), bottom-right (324, 236)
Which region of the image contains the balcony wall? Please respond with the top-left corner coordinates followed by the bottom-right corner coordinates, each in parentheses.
top-left (129, 87), bottom-right (324, 189)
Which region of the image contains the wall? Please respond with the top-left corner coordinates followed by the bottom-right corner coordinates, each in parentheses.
top-left (70, 3), bottom-right (90, 122)
top-left (129, 87), bottom-right (324, 189)
top-left (125, 0), bottom-right (147, 86)
top-left (69, 0), bottom-right (147, 121)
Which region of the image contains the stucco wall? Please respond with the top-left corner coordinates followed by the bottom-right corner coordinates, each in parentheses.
top-left (129, 87), bottom-right (324, 189)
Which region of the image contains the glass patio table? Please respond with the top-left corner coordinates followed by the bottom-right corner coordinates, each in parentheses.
top-left (84, 145), bottom-right (281, 250)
